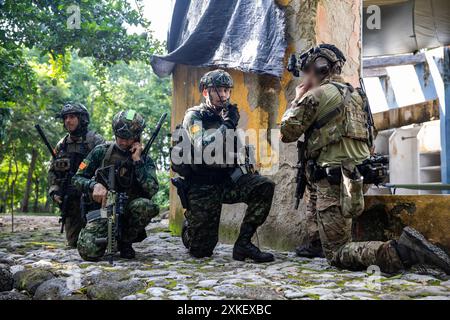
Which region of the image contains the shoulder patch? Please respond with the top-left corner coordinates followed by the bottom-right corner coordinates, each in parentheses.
top-left (189, 124), bottom-right (201, 135)
top-left (78, 160), bottom-right (88, 170)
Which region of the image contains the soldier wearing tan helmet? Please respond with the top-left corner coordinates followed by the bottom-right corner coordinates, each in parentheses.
top-left (281, 44), bottom-right (450, 275)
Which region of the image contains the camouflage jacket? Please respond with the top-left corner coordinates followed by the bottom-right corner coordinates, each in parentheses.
top-left (182, 102), bottom-right (238, 170)
top-left (48, 130), bottom-right (105, 197)
top-left (280, 75), bottom-right (370, 166)
top-left (72, 142), bottom-right (159, 200)
top-left (183, 102), bottom-right (232, 149)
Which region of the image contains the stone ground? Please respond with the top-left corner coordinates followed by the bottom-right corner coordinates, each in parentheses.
top-left (0, 214), bottom-right (450, 300)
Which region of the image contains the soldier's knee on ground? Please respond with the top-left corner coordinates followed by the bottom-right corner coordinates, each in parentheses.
top-left (188, 231), bottom-right (218, 258)
top-left (260, 179), bottom-right (275, 200)
top-left (77, 220), bottom-right (107, 262)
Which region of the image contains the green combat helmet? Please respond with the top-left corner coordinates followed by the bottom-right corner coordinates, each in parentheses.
top-left (199, 69), bottom-right (234, 92)
top-left (298, 44), bottom-right (346, 74)
top-left (112, 110), bottom-right (146, 140)
top-left (58, 102), bottom-right (90, 135)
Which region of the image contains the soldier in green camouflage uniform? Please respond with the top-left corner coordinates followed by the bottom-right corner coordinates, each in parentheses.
top-left (176, 69), bottom-right (275, 262)
top-left (281, 44), bottom-right (450, 274)
top-left (48, 103), bottom-right (104, 248)
top-left (72, 110), bottom-right (159, 261)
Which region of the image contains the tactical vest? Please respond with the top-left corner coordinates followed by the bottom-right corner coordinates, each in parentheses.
top-left (306, 82), bottom-right (369, 159)
top-left (170, 104), bottom-right (236, 180)
top-left (101, 142), bottom-right (142, 200)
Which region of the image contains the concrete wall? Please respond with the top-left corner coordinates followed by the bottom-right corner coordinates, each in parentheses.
top-left (169, 0), bottom-right (362, 249)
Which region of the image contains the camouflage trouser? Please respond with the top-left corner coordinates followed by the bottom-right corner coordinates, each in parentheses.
top-left (185, 173), bottom-right (275, 257)
top-left (314, 179), bottom-right (404, 274)
top-left (77, 198), bottom-right (159, 261)
top-left (63, 198), bottom-right (84, 248)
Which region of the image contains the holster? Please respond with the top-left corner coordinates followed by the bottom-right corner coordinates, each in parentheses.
top-left (171, 177), bottom-right (190, 210)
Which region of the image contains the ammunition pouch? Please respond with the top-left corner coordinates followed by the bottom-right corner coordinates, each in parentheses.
top-left (186, 171), bottom-right (229, 185)
top-left (309, 155), bottom-right (389, 185)
top-left (54, 157), bottom-right (71, 172)
top-left (229, 164), bottom-right (256, 183)
top-left (86, 209), bottom-right (105, 223)
top-left (340, 161), bottom-right (364, 218)
top-left (171, 177), bottom-right (190, 210)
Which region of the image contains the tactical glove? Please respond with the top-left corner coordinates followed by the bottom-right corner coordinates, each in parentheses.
top-left (222, 104), bottom-right (240, 129)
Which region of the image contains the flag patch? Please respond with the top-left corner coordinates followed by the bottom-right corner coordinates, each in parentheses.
top-left (79, 161), bottom-right (88, 170)
top-left (190, 124), bottom-right (201, 135)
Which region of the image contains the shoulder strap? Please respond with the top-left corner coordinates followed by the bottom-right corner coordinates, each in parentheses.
top-left (60, 134), bottom-right (70, 153)
top-left (101, 143), bottom-right (115, 168)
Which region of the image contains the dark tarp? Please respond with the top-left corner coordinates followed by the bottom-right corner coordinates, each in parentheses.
top-left (363, 0), bottom-right (450, 57)
top-left (150, 0), bottom-right (287, 78)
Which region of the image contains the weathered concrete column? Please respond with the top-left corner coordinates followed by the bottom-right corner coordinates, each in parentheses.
top-left (169, 0), bottom-right (362, 250)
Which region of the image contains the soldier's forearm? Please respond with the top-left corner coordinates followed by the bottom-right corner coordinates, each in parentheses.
top-left (71, 175), bottom-right (92, 194)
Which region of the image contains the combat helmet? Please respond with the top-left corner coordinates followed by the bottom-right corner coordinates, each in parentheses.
top-left (112, 109), bottom-right (146, 140)
top-left (199, 69), bottom-right (234, 92)
top-left (58, 102), bottom-right (90, 135)
top-left (298, 44), bottom-right (346, 75)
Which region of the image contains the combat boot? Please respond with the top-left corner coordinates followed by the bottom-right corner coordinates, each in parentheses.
top-left (181, 219), bottom-right (190, 249)
top-left (233, 223), bottom-right (274, 263)
top-left (295, 239), bottom-right (325, 258)
top-left (394, 226), bottom-right (450, 274)
top-left (118, 242), bottom-right (135, 259)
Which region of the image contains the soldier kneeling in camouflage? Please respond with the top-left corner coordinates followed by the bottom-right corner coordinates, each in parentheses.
top-left (48, 103), bottom-right (104, 248)
top-left (172, 69), bottom-right (275, 263)
top-left (72, 110), bottom-right (160, 261)
top-left (281, 44), bottom-right (450, 275)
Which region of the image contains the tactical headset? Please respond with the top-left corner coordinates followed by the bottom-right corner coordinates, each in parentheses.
top-left (288, 44), bottom-right (346, 77)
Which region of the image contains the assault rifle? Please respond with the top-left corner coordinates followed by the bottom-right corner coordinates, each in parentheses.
top-left (35, 124), bottom-right (75, 233)
top-left (294, 138), bottom-right (308, 210)
top-left (89, 165), bottom-right (128, 265)
top-left (359, 78), bottom-right (376, 149)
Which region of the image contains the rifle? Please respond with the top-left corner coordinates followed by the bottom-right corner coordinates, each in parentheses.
top-left (294, 139), bottom-right (308, 209)
top-left (91, 165), bottom-right (128, 265)
top-left (142, 113), bottom-right (168, 158)
top-left (359, 78), bottom-right (376, 149)
top-left (35, 124), bottom-right (74, 233)
top-left (35, 124), bottom-right (56, 159)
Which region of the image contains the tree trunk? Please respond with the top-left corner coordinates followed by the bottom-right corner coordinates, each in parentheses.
top-left (33, 176), bottom-right (40, 212)
top-left (21, 147), bottom-right (38, 212)
top-left (44, 197), bottom-right (51, 213)
top-left (11, 146), bottom-right (18, 232)
top-left (0, 157), bottom-right (12, 213)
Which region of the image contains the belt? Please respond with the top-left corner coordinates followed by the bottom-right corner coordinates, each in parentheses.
top-left (311, 162), bottom-right (388, 185)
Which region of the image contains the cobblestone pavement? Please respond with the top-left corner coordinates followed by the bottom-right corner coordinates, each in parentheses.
top-left (0, 215), bottom-right (449, 300)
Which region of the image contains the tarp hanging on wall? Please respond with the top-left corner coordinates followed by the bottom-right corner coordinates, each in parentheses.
top-left (363, 0), bottom-right (450, 57)
top-left (150, 0), bottom-right (287, 78)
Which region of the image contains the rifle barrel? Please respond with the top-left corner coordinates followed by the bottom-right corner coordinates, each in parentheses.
top-left (35, 124), bottom-right (56, 159)
top-left (142, 112), bottom-right (168, 157)
top-left (383, 183), bottom-right (450, 191)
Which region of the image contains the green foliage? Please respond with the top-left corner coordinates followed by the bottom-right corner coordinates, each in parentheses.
top-left (0, 0), bottom-right (162, 63)
top-left (154, 171), bottom-right (170, 211)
